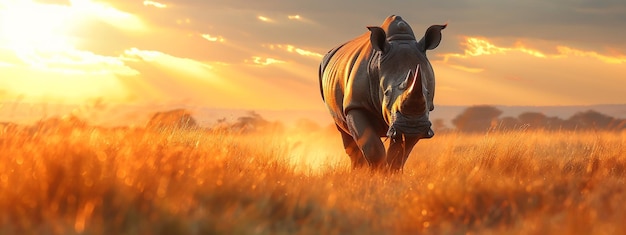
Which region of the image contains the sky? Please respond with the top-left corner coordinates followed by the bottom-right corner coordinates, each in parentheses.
top-left (0, 0), bottom-right (625, 112)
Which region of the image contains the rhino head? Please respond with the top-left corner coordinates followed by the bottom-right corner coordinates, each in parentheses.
top-left (367, 16), bottom-right (445, 162)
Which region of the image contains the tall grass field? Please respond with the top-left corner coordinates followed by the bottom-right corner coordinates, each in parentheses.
top-left (1, 121), bottom-right (625, 234)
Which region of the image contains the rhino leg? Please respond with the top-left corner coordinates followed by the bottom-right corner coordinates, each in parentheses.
top-left (387, 137), bottom-right (419, 171)
top-left (386, 141), bottom-right (404, 171)
top-left (345, 110), bottom-right (386, 169)
top-left (336, 125), bottom-right (367, 169)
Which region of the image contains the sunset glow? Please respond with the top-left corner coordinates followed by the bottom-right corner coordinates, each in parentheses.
top-left (0, 0), bottom-right (624, 110)
top-left (3, 3), bottom-right (626, 233)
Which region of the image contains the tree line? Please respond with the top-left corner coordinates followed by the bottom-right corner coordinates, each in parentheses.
top-left (145, 107), bottom-right (626, 134)
top-left (7, 106), bottom-right (621, 135)
top-left (444, 105), bottom-right (626, 133)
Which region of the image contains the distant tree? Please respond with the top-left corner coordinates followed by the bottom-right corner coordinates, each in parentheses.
top-left (448, 108), bottom-right (624, 132)
top-left (233, 111), bottom-right (269, 131)
top-left (452, 105), bottom-right (502, 133)
top-left (497, 116), bottom-right (521, 130)
top-left (221, 111), bottom-right (285, 133)
top-left (614, 119), bottom-right (626, 130)
top-left (544, 116), bottom-right (566, 130)
top-left (431, 118), bottom-right (451, 133)
top-left (567, 110), bottom-right (615, 130)
top-left (518, 112), bottom-right (547, 129)
top-left (146, 109), bottom-right (198, 131)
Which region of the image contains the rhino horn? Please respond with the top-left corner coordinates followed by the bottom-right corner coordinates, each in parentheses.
top-left (399, 64), bottom-right (427, 116)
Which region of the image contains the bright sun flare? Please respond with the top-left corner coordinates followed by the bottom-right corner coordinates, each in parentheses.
top-left (0, 0), bottom-right (74, 56)
top-left (0, 0), bottom-right (146, 103)
top-left (0, 0), bottom-right (144, 66)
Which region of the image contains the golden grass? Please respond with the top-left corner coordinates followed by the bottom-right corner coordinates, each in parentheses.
top-left (1, 125), bottom-right (625, 234)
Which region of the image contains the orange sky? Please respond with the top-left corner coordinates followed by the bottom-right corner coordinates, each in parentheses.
top-left (1, 0), bottom-right (625, 111)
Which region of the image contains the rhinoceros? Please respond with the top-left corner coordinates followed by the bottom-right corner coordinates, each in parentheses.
top-left (319, 15), bottom-right (446, 171)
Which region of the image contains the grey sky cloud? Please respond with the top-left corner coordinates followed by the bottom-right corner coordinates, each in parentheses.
top-left (128, 0), bottom-right (624, 57)
top-left (91, 0), bottom-right (625, 68)
top-left (3, 0), bottom-right (624, 108)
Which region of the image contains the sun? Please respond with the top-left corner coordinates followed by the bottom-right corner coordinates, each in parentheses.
top-left (0, 0), bottom-right (147, 103)
top-left (0, 0), bottom-right (145, 61)
top-left (0, 0), bottom-right (147, 75)
top-left (0, 0), bottom-right (75, 56)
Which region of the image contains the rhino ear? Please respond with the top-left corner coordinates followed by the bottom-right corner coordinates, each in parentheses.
top-left (419, 24), bottom-right (447, 51)
top-left (367, 26), bottom-right (388, 52)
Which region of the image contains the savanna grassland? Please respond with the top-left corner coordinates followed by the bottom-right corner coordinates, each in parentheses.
top-left (1, 120), bottom-right (625, 235)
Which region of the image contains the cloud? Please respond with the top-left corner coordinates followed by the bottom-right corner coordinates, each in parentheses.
top-left (433, 36), bottom-right (626, 106)
top-left (143, 0), bottom-right (167, 8)
top-left (115, 48), bottom-right (321, 110)
top-left (120, 0), bottom-right (626, 54)
top-left (441, 37), bottom-right (545, 60)
top-left (123, 48), bottom-right (216, 77)
top-left (255, 14), bottom-right (317, 24)
top-left (248, 56), bottom-right (286, 66)
top-left (201, 34), bottom-right (226, 43)
top-left (3, 0), bottom-right (625, 109)
top-left (286, 14), bottom-right (317, 24)
top-left (440, 36), bottom-right (626, 72)
top-left (1, 44), bottom-right (138, 76)
top-left (257, 16), bottom-right (273, 23)
top-left (264, 44), bottom-right (323, 59)
top-left (118, 48), bottom-right (241, 105)
top-left (70, 0), bottom-right (147, 32)
top-left (555, 46), bottom-right (626, 64)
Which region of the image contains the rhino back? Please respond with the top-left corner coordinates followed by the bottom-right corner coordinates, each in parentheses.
top-left (320, 33), bottom-right (383, 133)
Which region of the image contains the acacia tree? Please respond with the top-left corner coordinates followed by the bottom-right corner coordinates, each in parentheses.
top-left (452, 105), bottom-right (502, 133)
top-left (146, 109), bottom-right (198, 131)
top-left (518, 112), bottom-right (547, 129)
top-left (567, 110), bottom-right (615, 130)
top-left (431, 118), bottom-right (450, 132)
top-left (498, 116), bottom-right (521, 130)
